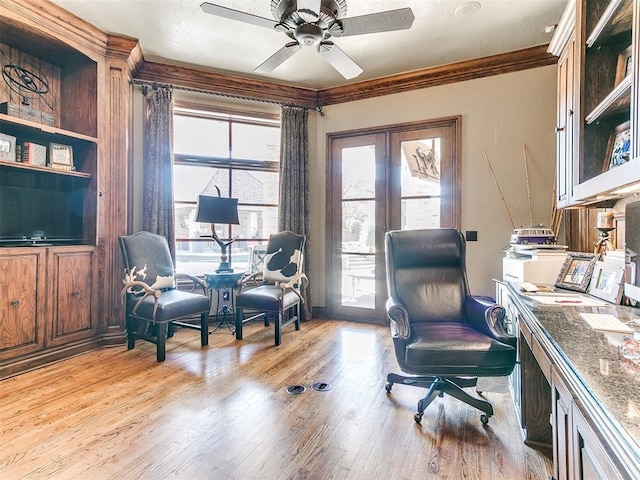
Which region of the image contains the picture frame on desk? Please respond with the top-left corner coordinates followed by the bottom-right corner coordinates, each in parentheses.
top-left (588, 261), bottom-right (625, 304)
top-left (603, 121), bottom-right (631, 172)
top-left (555, 252), bottom-right (597, 292)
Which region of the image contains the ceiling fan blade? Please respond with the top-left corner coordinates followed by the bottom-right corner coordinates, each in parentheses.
top-left (318, 43), bottom-right (363, 79)
top-left (340, 8), bottom-right (415, 36)
top-left (200, 2), bottom-right (278, 30)
top-left (297, 0), bottom-right (321, 15)
top-left (255, 42), bottom-right (302, 73)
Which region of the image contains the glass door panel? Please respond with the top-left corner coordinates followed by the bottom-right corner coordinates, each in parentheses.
top-left (328, 134), bottom-right (386, 321)
top-left (400, 137), bottom-right (442, 229)
top-left (341, 199), bottom-right (375, 309)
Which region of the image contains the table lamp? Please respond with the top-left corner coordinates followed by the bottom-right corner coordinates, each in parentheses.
top-left (195, 188), bottom-right (240, 273)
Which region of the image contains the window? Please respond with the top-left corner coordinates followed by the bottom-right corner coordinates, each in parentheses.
top-left (173, 105), bottom-right (280, 276)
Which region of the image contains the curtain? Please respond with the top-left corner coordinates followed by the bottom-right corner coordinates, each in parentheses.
top-left (279, 105), bottom-right (312, 320)
top-left (143, 86), bottom-right (176, 260)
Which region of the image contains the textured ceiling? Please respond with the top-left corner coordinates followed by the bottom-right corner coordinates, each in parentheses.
top-left (50, 0), bottom-right (568, 89)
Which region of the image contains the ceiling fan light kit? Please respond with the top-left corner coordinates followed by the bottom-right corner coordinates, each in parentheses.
top-left (200, 0), bottom-right (415, 79)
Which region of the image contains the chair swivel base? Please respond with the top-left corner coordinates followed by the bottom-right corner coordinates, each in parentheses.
top-left (385, 373), bottom-right (493, 425)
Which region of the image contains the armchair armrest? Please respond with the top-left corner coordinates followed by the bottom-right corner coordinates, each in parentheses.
top-left (385, 296), bottom-right (411, 339)
top-left (242, 271), bottom-right (264, 288)
top-left (175, 273), bottom-right (208, 295)
top-left (279, 272), bottom-right (309, 303)
top-left (464, 296), bottom-right (516, 348)
top-left (120, 279), bottom-right (162, 320)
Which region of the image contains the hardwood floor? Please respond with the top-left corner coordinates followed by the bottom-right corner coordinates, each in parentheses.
top-left (0, 319), bottom-right (552, 480)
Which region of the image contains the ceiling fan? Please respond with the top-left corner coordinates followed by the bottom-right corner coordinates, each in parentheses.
top-left (200, 0), bottom-right (415, 79)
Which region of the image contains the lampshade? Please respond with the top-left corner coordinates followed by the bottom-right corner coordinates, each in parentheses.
top-left (195, 195), bottom-right (239, 225)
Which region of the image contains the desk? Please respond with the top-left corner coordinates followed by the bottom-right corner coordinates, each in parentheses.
top-left (505, 282), bottom-right (640, 480)
top-left (204, 272), bottom-right (243, 333)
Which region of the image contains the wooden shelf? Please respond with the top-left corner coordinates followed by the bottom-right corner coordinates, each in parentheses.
top-left (587, 0), bottom-right (633, 47)
top-left (0, 159), bottom-right (91, 178)
top-left (585, 74), bottom-right (631, 124)
top-left (0, 114), bottom-right (98, 144)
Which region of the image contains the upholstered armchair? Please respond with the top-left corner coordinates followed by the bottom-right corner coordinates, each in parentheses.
top-left (119, 231), bottom-right (211, 362)
top-left (235, 231), bottom-right (308, 346)
top-left (384, 228), bottom-right (516, 424)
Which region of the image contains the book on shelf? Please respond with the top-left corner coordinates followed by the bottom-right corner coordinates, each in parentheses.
top-left (21, 141), bottom-right (47, 166)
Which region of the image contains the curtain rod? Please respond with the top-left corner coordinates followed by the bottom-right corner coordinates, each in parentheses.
top-left (131, 78), bottom-right (323, 115)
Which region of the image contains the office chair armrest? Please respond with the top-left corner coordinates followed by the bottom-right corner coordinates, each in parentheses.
top-left (385, 296), bottom-right (410, 338)
top-left (175, 273), bottom-right (208, 295)
top-left (464, 296), bottom-right (516, 347)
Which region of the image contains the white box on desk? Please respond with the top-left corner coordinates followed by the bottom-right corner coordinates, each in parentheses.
top-left (503, 255), bottom-right (566, 284)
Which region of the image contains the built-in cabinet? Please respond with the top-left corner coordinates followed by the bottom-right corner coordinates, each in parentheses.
top-left (550, 0), bottom-right (640, 206)
top-left (0, 1), bottom-right (139, 378)
top-left (503, 283), bottom-right (640, 480)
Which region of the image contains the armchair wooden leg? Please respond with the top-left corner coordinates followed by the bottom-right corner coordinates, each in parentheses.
top-left (126, 315), bottom-right (136, 350)
top-left (235, 308), bottom-right (243, 340)
top-left (294, 303), bottom-right (301, 331)
top-left (200, 312), bottom-right (209, 346)
top-left (156, 322), bottom-right (167, 362)
top-left (275, 312), bottom-right (282, 346)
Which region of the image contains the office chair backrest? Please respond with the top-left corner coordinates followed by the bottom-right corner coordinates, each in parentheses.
top-left (263, 231), bottom-right (306, 284)
top-left (385, 228), bottom-right (470, 323)
top-left (119, 231), bottom-right (176, 291)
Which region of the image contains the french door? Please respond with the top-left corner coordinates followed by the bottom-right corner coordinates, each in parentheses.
top-left (326, 118), bottom-right (460, 322)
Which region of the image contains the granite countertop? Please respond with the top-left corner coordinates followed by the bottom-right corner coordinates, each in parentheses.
top-left (510, 285), bottom-right (640, 455)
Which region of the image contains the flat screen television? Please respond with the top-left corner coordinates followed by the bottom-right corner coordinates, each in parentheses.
top-left (0, 183), bottom-right (84, 246)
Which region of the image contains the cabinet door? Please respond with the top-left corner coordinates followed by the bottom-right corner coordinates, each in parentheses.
top-left (552, 372), bottom-right (573, 480)
top-left (572, 405), bottom-right (624, 480)
top-left (0, 251), bottom-right (46, 360)
top-left (47, 248), bottom-right (96, 346)
top-left (556, 33), bottom-right (576, 208)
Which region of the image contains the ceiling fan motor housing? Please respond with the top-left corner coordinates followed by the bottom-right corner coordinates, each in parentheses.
top-left (271, 0), bottom-right (347, 21)
top-left (274, 0), bottom-right (348, 45)
top-left (294, 23), bottom-right (324, 46)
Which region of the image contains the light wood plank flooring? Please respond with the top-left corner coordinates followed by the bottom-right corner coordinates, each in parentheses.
top-left (0, 319), bottom-right (552, 480)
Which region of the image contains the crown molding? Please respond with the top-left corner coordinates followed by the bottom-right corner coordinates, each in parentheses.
top-left (134, 45), bottom-right (556, 108)
top-left (317, 45), bottom-right (557, 106)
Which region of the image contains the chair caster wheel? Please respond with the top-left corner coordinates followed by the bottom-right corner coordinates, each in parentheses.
top-left (480, 414), bottom-right (490, 425)
top-left (414, 412), bottom-right (423, 424)
top-left (385, 382), bottom-right (393, 393)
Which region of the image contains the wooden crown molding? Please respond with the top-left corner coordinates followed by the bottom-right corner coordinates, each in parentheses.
top-left (107, 35), bottom-right (144, 74)
top-left (135, 45), bottom-right (556, 108)
top-left (1, 0), bottom-right (109, 58)
top-left (317, 45), bottom-right (557, 106)
top-left (135, 61), bottom-right (319, 109)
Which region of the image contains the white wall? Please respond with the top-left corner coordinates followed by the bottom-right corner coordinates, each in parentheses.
top-left (310, 65), bottom-right (558, 304)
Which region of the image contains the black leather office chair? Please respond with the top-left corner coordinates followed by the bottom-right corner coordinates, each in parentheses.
top-left (235, 231), bottom-right (307, 346)
top-left (384, 228), bottom-right (516, 424)
top-left (119, 231), bottom-right (211, 362)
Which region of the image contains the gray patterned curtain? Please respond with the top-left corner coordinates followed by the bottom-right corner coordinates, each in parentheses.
top-left (143, 86), bottom-right (176, 260)
top-left (279, 105), bottom-right (312, 320)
